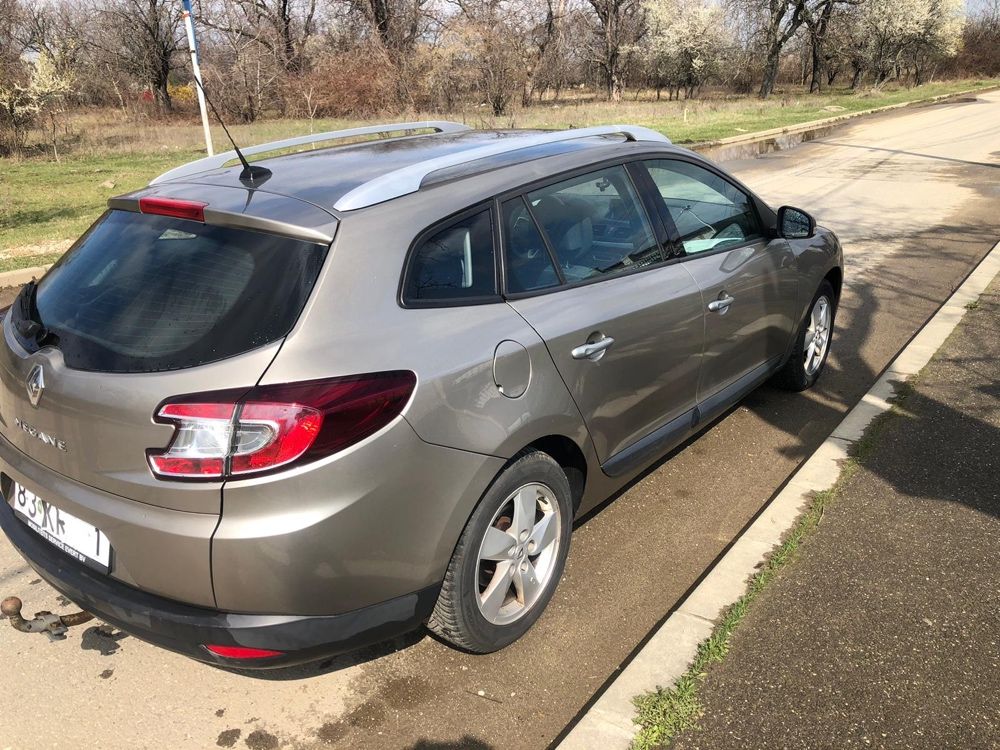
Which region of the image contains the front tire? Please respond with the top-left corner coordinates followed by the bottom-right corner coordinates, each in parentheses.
top-left (428, 451), bottom-right (573, 653)
top-left (774, 280), bottom-right (836, 391)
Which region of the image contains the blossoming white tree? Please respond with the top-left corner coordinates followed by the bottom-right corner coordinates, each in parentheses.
top-left (0, 53), bottom-right (72, 156)
top-left (640, 0), bottom-right (728, 99)
top-left (858, 0), bottom-right (963, 83)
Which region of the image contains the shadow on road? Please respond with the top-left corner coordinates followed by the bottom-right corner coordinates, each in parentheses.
top-left (867, 386), bottom-right (1000, 519)
top-left (408, 738), bottom-right (497, 750)
top-left (818, 139), bottom-right (1000, 171)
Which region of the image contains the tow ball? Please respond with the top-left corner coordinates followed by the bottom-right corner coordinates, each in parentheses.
top-left (1, 596), bottom-right (95, 642)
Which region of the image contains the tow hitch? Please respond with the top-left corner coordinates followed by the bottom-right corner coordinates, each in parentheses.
top-left (1, 596), bottom-right (95, 642)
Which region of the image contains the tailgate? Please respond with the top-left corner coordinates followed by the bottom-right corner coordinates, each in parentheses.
top-left (0, 327), bottom-right (279, 514)
top-left (0, 206), bottom-right (329, 514)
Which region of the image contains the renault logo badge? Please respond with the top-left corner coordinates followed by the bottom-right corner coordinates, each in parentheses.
top-left (26, 364), bottom-right (44, 408)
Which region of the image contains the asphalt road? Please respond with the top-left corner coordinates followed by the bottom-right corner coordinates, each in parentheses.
top-left (1, 92), bottom-right (999, 750)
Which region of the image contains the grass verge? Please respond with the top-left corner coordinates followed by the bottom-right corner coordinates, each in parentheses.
top-left (630, 382), bottom-right (915, 750)
top-left (0, 252), bottom-right (62, 274)
top-left (517, 79), bottom-right (998, 143)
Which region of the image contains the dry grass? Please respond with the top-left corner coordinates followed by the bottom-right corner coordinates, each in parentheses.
top-left (1, 78), bottom-right (996, 265)
top-left (29, 79), bottom-right (996, 158)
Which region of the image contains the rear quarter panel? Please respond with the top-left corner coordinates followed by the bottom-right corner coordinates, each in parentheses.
top-left (228, 191), bottom-right (600, 612)
top-left (260, 192), bottom-right (589, 461)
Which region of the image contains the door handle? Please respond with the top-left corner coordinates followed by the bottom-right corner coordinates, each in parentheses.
top-left (572, 337), bottom-right (615, 360)
top-left (707, 295), bottom-right (735, 313)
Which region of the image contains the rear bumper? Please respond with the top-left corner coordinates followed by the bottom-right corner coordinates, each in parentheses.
top-left (1, 497), bottom-right (438, 668)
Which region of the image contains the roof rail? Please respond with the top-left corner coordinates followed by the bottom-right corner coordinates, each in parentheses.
top-left (333, 124), bottom-right (670, 211)
top-left (150, 121), bottom-right (472, 185)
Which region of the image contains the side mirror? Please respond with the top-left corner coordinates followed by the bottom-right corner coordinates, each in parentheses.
top-left (777, 206), bottom-right (815, 239)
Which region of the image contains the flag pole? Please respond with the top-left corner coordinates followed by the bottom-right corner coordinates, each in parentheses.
top-left (181, 0), bottom-right (214, 156)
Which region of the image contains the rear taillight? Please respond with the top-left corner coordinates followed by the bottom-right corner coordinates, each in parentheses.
top-left (138, 196), bottom-right (207, 222)
top-left (148, 372), bottom-right (416, 481)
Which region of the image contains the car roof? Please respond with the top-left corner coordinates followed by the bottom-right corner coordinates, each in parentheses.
top-left (149, 126), bottom-right (676, 215)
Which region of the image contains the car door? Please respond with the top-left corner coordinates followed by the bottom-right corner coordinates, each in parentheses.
top-left (503, 164), bottom-right (704, 469)
top-left (640, 158), bottom-right (797, 408)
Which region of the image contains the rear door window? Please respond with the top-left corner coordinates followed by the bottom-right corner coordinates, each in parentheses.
top-left (15, 210), bottom-right (328, 373)
top-left (502, 197), bottom-right (560, 293)
top-left (525, 165), bottom-right (664, 284)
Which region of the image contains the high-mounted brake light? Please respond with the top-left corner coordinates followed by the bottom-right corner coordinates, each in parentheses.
top-left (148, 372), bottom-right (416, 481)
top-left (138, 196), bottom-right (207, 222)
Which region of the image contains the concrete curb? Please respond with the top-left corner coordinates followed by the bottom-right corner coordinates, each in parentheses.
top-left (687, 84), bottom-right (1000, 152)
top-left (0, 265), bottom-right (51, 289)
top-left (555, 238), bottom-right (1000, 750)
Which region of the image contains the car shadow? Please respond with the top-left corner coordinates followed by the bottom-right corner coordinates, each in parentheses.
top-left (407, 739), bottom-right (497, 750)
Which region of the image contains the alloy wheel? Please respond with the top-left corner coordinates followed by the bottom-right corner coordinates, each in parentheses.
top-left (475, 482), bottom-right (562, 626)
top-left (804, 295), bottom-right (832, 376)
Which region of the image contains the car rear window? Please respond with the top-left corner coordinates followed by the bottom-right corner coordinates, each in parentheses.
top-left (16, 210), bottom-right (328, 373)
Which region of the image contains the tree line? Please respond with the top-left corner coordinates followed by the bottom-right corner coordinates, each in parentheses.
top-left (1, 0), bottom-right (997, 149)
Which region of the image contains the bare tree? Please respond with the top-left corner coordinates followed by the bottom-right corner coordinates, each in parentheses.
top-left (198, 0), bottom-right (318, 72)
top-left (958, 0), bottom-right (1000, 75)
top-left (519, 0), bottom-right (563, 106)
top-left (587, 0), bottom-right (645, 101)
top-left (337, 0), bottom-right (428, 55)
top-left (197, 0), bottom-right (285, 121)
top-left (20, 3), bottom-right (88, 74)
top-left (0, 0), bottom-right (29, 83)
top-left (88, 0), bottom-right (182, 112)
top-left (803, 0), bottom-right (834, 91)
top-left (0, 0), bottom-right (983, 129)
top-left (750, 0), bottom-right (814, 98)
top-left (435, 0), bottom-right (524, 115)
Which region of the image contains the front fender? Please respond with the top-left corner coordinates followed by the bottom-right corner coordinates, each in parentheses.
top-left (792, 226), bottom-right (843, 323)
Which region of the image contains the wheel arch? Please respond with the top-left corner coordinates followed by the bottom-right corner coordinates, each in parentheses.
top-left (524, 434), bottom-right (588, 514)
top-left (824, 266), bottom-right (843, 303)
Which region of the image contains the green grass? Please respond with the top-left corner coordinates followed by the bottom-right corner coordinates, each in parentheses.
top-left (490, 78), bottom-right (998, 143)
top-left (0, 151), bottom-right (200, 251)
top-left (0, 252), bottom-right (64, 273)
top-left (1, 78), bottom-right (995, 269)
top-left (630, 388), bottom-right (915, 750)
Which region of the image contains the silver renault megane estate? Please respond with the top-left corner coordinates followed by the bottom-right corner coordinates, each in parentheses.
top-left (0, 122), bottom-right (841, 666)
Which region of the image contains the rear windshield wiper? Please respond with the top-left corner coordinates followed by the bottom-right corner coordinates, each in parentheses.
top-left (13, 280), bottom-right (52, 346)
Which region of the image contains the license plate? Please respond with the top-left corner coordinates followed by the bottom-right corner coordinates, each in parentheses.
top-left (9, 482), bottom-right (111, 572)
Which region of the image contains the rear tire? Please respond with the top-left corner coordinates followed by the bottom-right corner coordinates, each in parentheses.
top-left (774, 280), bottom-right (836, 392)
top-left (428, 451), bottom-right (572, 653)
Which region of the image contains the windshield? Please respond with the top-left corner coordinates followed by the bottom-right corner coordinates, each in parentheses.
top-left (10, 210), bottom-right (328, 373)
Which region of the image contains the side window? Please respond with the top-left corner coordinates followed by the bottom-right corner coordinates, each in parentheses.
top-left (645, 160), bottom-right (762, 255)
top-left (502, 197), bottom-right (560, 293)
top-left (404, 208), bottom-right (497, 303)
top-left (525, 165), bottom-right (664, 284)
